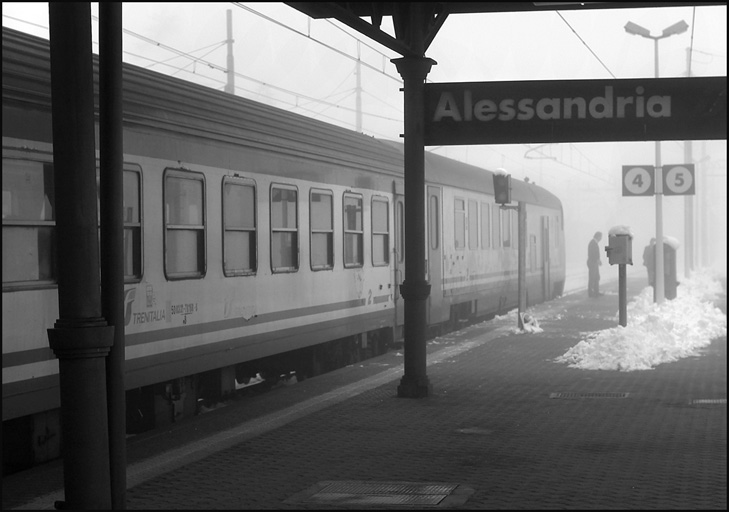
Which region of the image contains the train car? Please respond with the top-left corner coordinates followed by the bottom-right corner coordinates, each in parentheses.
top-left (2, 26), bottom-right (565, 474)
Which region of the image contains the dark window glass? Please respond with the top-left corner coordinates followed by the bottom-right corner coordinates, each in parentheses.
top-left (165, 171), bottom-right (205, 278)
top-left (343, 194), bottom-right (363, 267)
top-left (480, 202), bottom-right (491, 249)
top-left (454, 198), bottom-right (465, 249)
top-left (468, 199), bottom-right (478, 249)
top-left (271, 185), bottom-right (298, 271)
top-left (223, 179), bottom-right (257, 275)
top-left (2, 159), bottom-right (56, 285)
top-left (372, 197), bottom-right (389, 266)
top-left (311, 189), bottom-right (334, 270)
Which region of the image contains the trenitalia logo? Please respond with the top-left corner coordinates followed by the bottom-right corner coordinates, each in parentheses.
top-left (432, 86), bottom-right (670, 122)
top-left (423, 77), bottom-right (726, 145)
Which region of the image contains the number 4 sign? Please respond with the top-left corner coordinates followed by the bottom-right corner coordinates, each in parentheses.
top-left (662, 164), bottom-right (695, 195)
top-left (622, 166), bottom-right (654, 196)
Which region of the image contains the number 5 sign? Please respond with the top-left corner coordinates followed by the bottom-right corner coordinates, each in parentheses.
top-left (662, 164), bottom-right (695, 195)
top-left (622, 166), bottom-right (654, 196)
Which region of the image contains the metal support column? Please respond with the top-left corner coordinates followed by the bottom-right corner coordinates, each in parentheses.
top-left (392, 56), bottom-right (435, 398)
top-left (47, 3), bottom-right (114, 509)
top-left (99, 3), bottom-right (127, 509)
top-left (517, 202), bottom-right (527, 329)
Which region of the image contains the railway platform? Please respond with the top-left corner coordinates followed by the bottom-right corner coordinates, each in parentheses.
top-left (4, 276), bottom-right (726, 510)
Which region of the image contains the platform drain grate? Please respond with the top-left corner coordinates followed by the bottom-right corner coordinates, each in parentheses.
top-left (690, 398), bottom-right (726, 405)
top-left (285, 480), bottom-right (473, 507)
top-left (550, 392), bottom-right (630, 399)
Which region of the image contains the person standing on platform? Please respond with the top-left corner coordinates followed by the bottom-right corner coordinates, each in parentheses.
top-left (587, 231), bottom-right (603, 297)
top-left (643, 238), bottom-right (656, 287)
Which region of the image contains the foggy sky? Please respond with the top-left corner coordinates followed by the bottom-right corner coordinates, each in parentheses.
top-left (2, 3), bottom-right (726, 285)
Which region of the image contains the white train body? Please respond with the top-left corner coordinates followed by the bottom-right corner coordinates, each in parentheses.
top-left (2, 27), bottom-right (565, 473)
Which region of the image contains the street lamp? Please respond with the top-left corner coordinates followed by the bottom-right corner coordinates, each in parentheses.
top-left (624, 19), bottom-right (688, 304)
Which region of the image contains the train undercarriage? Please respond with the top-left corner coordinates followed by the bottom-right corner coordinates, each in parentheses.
top-left (3, 282), bottom-right (563, 476)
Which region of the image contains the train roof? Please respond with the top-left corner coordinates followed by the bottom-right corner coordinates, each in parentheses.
top-left (2, 26), bottom-right (403, 177)
top-left (381, 140), bottom-right (563, 210)
top-left (3, 26), bottom-right (561, 211)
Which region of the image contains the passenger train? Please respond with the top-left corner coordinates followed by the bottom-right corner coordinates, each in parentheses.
top-left (2, 27), bottom-right (565, 474)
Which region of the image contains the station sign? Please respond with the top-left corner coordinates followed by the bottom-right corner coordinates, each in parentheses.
top-left (662, 164), bottom-right (695, 196)
top-left (423, 77), bottom-right (726, 146)
top-left (622, 166), bottom-right (655, 196)
top-left (622, 164), bottom-right (695, 196)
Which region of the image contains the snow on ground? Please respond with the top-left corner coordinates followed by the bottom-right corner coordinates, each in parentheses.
top-left (554, 268), bottom-right (727, 371)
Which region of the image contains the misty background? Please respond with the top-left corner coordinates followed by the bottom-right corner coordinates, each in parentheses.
top-left (3, 2), bottom-right (726, 292)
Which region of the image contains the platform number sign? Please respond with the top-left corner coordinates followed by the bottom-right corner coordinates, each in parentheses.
top-left (622, 166), bottom-right (654, 196)
top-left (662, 164), bottom-right (695, 195)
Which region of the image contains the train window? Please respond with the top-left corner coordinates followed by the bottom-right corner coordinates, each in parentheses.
top-left (95, 166), bottom-right (143, 281)
top-left (372, 196), bottom-right (389, 266)
top-left (501, 207), bottom-right (512, 248)
top-left (428, 194), bottom-right (439, 250)
top-left (468, 199), bottom-right (478, 249)
top-left (122, 168), bottom-right (143, 280)
top-left (480, 202), bottom-right (491, 249)
top-left (343, 193), bottom-right (363, 267)
top-left (396, 200), bottom-right (404, 264)
top-left (310, 189), bottom-right (333, 270)
top-left (223, 177), bottom-right (257, 276)
top-left (2, 158), bottom-right (56, 286)
top-left (454, 198), bottom-right (465, 249)
top-left (164, 169), bottom-right (206, 279)
top-left (551, 217), bottom-right (557, 248)
top-left (271, 184), bottom-right (298, 272)
top-left (493, 207), bottom-right (502, 248)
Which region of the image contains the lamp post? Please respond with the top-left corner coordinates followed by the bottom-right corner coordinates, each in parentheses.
top-left (624, 20), bottom-right (688, 304)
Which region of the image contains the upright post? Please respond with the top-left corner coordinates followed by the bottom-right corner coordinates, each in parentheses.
top-left (225, 9), bottom-right (235, 94)
top-left (618, 264), bottom-right (627, 327)
top-left (653, 38), bottom-right (665, 304)
top-left (623, 20), bottom-right (688, 301)
top-left (99, 3), bottom-right (127, 509)
top-left (684, 48), bottom-right (694, 278)
top-left (392, 56), bottom-right (435, 398)
top-left (517, 202), bottom-right (527, 329)
top-left (48, 3), bottom-right (114, 509)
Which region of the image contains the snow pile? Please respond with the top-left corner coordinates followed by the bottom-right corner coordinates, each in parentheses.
top-left (555, 269), bottom-right (726, 371)
top-left (510, 312), bottom-right (543, 334)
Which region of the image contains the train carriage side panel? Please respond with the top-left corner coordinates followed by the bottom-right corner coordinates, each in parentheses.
top-left (3, 26), bottom-right (403, 420)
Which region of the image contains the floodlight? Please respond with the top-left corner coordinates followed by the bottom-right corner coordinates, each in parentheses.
top-left (662, 20), bottom-right (689, 38)
top-left (624, 21), bottom-right (651, 38)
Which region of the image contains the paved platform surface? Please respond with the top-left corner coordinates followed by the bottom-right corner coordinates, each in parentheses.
top-left (4, 277), bottom-right (726, 510)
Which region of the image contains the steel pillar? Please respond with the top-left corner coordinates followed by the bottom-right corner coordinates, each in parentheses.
top-left (48, 3), bottom-right (114, 509)
top-left (392, 56), bottom-right (436, 398)
top-left (99, 3), bottom-right (127, 509)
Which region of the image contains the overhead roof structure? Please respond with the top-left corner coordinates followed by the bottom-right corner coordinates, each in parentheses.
top-left (285, 2), bottom-right (724, 57)
top-left (285, 1), bottom-right (727, 401)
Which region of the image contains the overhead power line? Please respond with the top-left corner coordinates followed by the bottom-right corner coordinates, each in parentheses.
top-left (556, 11), bottom-right (616, 79)
top-left (231, 2), bottom-right (402, 84)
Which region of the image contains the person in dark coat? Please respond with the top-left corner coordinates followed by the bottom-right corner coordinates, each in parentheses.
top-left (643, 238), bottom-right (656, 287)
top-left (587, 231), bottom-right (603, 297)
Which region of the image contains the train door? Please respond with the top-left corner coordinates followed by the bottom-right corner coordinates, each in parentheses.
top-left (541, 215), bottom-right (551, 300)
top-left (394, 186), bottom-right (405, 330)
top-left (427, 186), bottom-right (443, 324)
